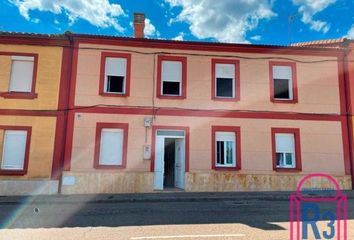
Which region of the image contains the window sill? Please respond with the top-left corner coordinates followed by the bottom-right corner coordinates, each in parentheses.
top-left (157, 95), bottom-right (186, 100)
top-left (274, 168), bottom-right (301, 172)
top-left (99, 92), bottom-right (129, 97)
top-left (213, 166), bottom-right (240, 171)
top-left (212, 97), bottom-right (239, 102)
top-left (0, 92), bottom-right (38, 99)
top-left (0, 169), bottom-right (27, 175)
top-left (271, 98), bottom-right (298, 104)
top-left (94, 165), bottom-right (126, 170)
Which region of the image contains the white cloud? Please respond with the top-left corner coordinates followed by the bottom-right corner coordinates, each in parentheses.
top-left (346, 25), bottom-right (354, 39)
top-left (144, 18), bottom-right (160, 37)
top-left (250, 35), bottom-right (262, 41)
top-left (292, 0), bottom-right (336, 33)
top-left (10, 0), bottom-right (126, 32)
top-left (173, 32), bottom-right (184, 41)
top-left (164, 0), bottom-right (276, 43)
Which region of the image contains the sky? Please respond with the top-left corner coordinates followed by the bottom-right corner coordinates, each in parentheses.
top-left (0, 0), bottom-right (354, 46)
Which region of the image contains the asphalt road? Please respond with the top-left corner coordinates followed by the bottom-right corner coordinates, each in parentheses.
top-left (0, 196), bottom-right (353, 239)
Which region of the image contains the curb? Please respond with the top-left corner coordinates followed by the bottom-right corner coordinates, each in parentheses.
top-left (0, 191), bottom-right (353, 205)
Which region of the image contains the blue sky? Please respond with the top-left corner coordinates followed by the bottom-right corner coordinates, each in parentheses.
top-left (1, 0), bottom-right (354, 45)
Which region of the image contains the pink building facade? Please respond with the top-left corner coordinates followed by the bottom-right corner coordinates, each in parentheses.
top-left (60, 35), bottom-right (352, 194)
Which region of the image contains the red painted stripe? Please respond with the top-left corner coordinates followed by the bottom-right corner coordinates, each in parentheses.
top-left (73, 106), bottom-right (343, 122)
top-left (51, 46), bottom-right (72, 180)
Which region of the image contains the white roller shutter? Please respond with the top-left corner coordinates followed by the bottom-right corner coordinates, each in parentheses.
top-left (275, 133), bottom-right (295, 153)
top-left (9, 56), bottom-right (34, 92)
top-left (99, 128), bottom-right (123, 166)
top-left (162, 61), bottom-right (182, 82)
top-left (105, 57), bottom-right (127, 77)
top-left (215, 63), bottom-right (235, 79)
top-left (1, 130), bottom-right (27, 170)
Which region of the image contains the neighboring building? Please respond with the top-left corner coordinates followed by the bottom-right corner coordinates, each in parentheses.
top-left (59, 14), bottom-right (352, 194)
top-left (0, 33), bottom-right (70, 195)
top-left (292, 38), bottom-right (354, 191)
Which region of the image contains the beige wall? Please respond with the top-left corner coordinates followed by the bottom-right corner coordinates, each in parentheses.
top-left (0, 44), bottom-right (63, 110)
top-left (0, 116), bottom-right (57, 180)
top-left (74, 43), bottom-right (340, 114)
top-left (70, 112), bottom-right (345, 175)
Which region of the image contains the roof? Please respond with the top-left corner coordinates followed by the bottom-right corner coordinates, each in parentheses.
top-left (0, 31), bottom-right (345, 56)
top-left (0, 31), bottom-right (70, 47)
top-left (290, 38), bottom-right (351, 48)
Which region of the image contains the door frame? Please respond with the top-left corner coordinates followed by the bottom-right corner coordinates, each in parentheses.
top-left (151, 126), bottom-right (190, 189)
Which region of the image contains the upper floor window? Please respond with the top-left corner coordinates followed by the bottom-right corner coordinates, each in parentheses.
top-left (269, 62), bottom-right (298, 103)
top-left (212, 126), bottom-right (241, 170)
top-left (271, 128), bottom-right (302, 171)
top-left (94, 123), bottom-right (128, 169)
top-left (157, 56), bottom-right (187, 99)
top-left (212, 59), bottom-right (240, 101)
top-left (10, 56), bottom-right (34, 93)
top-left (0, 127), bottom-right (31, 175)
top-left (99, 52), bottom-right (131, 97)
top-left (0, 53), bottom-right (38, 99)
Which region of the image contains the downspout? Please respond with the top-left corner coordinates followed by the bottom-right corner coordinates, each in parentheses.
top-left (57, 32), bottom-right (74, 194)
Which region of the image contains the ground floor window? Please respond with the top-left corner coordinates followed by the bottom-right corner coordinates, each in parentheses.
top-left (0, 126), bottom-right (31, 175)
top-left (212, 126), bottom-right (241, 170)
top-left (94, 123), bottom-right (128, 169)
top-left (271, 128), bottom-right (302, 171)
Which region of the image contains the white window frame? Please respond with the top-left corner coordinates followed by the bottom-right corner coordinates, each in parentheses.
top-left (9, 56), bottom-right (34, 93)
top-left (104, 57), bottom-right (127, 94)
top-left (215, 131), bottom-right (236, 167)
top-left (99, 128), bottom-right (124, 166)
top-left (161, 60), bottom-right (182, 96)
top-left (1, 130), bottom-right (28, 171)
top-left (275, 133), bottom-right (296, 168)
top-left (272, 65), bottom-right (293, 100)
top-left (215, 63), bottom-right (235, 98)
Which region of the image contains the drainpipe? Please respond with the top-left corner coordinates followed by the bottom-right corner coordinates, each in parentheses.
top-left (57, 31), bottom-right (74, 194)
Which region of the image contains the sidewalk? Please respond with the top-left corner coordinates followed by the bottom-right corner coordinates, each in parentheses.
top-left (0, 190), bottom-right (353, 204)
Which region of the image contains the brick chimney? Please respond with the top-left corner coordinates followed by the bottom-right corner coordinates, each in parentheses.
top-left (134, 13), bottom-right (145, 38)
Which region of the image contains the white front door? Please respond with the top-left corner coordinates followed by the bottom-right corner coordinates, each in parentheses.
top-left (154, 136), bottom-right (165, 190)
top-left (175, 138), bottom-right (185, 189)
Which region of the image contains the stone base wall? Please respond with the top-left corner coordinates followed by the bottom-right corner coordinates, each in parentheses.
top-left (185, 172), bottom-right (352, 192)
top-left (60, 171), bottom-right (352, 194)
top-left (0, 180), bottom-right (59, 196)
top-left (61, 171), bottom-right (154, 194)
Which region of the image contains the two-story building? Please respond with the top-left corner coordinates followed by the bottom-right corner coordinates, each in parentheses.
top-left (0, 33), bottom-right (70, 195)
top-left (59, 15), bottom-right (352, 194)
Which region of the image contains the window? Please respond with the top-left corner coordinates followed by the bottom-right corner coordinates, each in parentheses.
top-left (157, 56), bottom-right (187, 99)
top-left (0, 127), bottom-right (31, 175)
top-left (94, 123), bottom-right (128, 169)
top-left (271, 128), bottom-right (302, 171)
top-left (269, 62), bottom-right (298, 103)
top-left (0, 53), bottom-right (38, 99)
top-left (216, 132), bottom-right (236, 167)
top-left (212, 126), bottom-right (241, 170)
top-left (212, 59), bottom-right (240, 100)
top-left (10, 56), bottom-right (34, 93)
top-left (99, 52), bottom-right (131, 97)
top-left (275, 133), bottom-right (295, 168)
